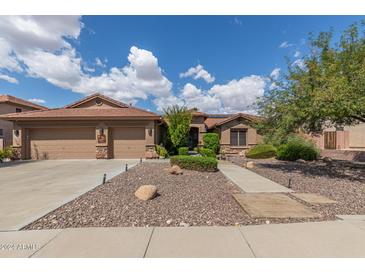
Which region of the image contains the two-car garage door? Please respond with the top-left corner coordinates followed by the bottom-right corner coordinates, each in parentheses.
top-left (29, 127), bottom-right (146, 159)
top-left (29, 128), bottom-right (95, 160)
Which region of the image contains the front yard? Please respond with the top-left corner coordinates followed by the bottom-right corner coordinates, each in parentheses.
top-left (229, 156), bottom-right (365, 218)
top-left (25, 163), bottom-right (250, 229)
top-left (24, 157), bottom-right (365, 230)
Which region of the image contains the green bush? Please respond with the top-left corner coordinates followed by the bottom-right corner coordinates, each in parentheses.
top-left (203, 133), bottom-right (220, 154)
top-left (0, 146), bottom-right (15, 162)
top-left (155, 145), bottom-right (168, 158)
top-left (199, 148), bottom-right (216, 158)
top-left (246, 144), bottom-right (277, 159)
top-left (178, 147), bottom-right (189, 155)
top-left (170, 155), bottom-right (218, 172)
top-left (276, 136), bottom-right (319, 161)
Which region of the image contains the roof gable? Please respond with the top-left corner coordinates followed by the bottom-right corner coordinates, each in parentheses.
top-left (206, 113), bottom-right (260, 129)
top-left (0, 94), bottom-right (48, 110)
top-left (65, 93), bottom-right (129, 109)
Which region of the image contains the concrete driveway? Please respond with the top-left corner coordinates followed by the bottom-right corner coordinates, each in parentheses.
top-left (0, 159), bottom-right (139, 231)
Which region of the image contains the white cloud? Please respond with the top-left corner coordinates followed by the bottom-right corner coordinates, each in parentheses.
top-left (28, 98), bottom-right (46, 104)
top-left (279, 41), bottom-right (293, 48)
top-left (270, 68), bottom-right (280, 80)
top-left (0, 16), bottom-right (172, 104)
top-left (95, 57), bottom-right (106, 68)
top-left (292, 58), bottom-right (306, 69)
top-left (154, 75), bottom-right (266, 114)
top-left (0, 16), bottom-right (267, 114)
top-left (180, 64), bottom-right (215, 83)
top-left (294, 50), bottom-right (301, 58)
top-left (0, 73), bottom-right (18, 84)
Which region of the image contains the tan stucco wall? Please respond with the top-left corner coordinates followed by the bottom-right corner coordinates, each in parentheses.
top-left (219, 119), bottom-right (258, 147)
top-left (0, 102), bottom-right (36, 148)
top-left (13, 119), bottom-right (157, 159)
top-left (314, 122), bottom-right (365, 150)
top-left (345, 123), bottom-right (365, 149)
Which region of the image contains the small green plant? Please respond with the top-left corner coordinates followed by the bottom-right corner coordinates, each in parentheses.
top-left (246, 144), bottom-right (277, 159)
top-left (178, 147), bottom-right (189, 155)
top-left (0, 146), bottom-right (15, 162)
top-left (170, 155), bottom-right (218, 172)
top-left (203, 133), bottom-right (220, 154)
top-left (155, 145), bottom-right (168, 158)
top-left (276, 136), bottom-right (319, 161)
top-left (199, 148), bottom-right (216, 158)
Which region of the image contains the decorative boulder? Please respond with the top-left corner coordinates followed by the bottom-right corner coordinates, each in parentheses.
top-left (169, 165), bottom-right (183, 175)
top-left (145, 150), bottom-right (159, 159)
top-left (296, 159), bottom-right (306, 163)
top-left (246, 161), bottom-right (255, 169)
top-left (322, 156), bottom-right (332, 163)
top-left (135, 185), bottom-right (158, 201)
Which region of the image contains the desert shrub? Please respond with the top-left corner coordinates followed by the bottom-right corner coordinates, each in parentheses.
top-left (170, 155), bottom-right (218, 172)
top-left (203, 133), bottom-right (220, 154)
top-left (199, 148), bottom-right (216, 158)
top-left (155, 145), bottom-right (168, 158)
top-left (277, 136), bottom-right (319, 161)
top-left (246, 144), bottom-right (277, 159)
top-left (178, 147), bottom-right (189, 155)
top-left (0, 146), bottom-right (15, 162)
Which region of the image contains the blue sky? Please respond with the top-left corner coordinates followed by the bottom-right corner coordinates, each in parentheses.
top-left (0, 16), bottom-right (363, 113)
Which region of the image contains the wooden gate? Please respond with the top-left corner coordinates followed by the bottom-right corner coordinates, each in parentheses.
top-left (324, 131), bottom-right (337, 149)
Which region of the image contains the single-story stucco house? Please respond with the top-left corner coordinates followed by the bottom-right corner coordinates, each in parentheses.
top-left (0, 94), bottom-right (48, 150)
top-left (0, 93), bottom-right (261, 159)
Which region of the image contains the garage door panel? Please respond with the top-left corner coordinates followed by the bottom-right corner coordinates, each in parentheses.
top-left (112, 127), bottom-right (145, 159)
top-left (30, 128), bottom-right (95, 160)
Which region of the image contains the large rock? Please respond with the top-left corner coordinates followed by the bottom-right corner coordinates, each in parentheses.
top-left (169, 165), bottom-right (183, 175)
top-left (135, 185), bottom-right (158, 201)
top-left (246, 161), bottom-right (255, 169)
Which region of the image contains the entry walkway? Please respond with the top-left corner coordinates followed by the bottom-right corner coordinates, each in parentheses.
top-left (218, 161), bottom-right (292, 193)
top-left (1, 220), bottom-right (365, 257)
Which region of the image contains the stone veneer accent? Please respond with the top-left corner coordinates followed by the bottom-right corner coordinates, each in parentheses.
top-left (96, 146), bottom-right (108, 159)
top-left (12, 147), bottom-right (22, 160)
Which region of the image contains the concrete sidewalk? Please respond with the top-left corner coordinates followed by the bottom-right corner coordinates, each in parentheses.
top-left (1, 220), bottom-right (365, 258)
top-left (218, 161), bottom-right (292, 193)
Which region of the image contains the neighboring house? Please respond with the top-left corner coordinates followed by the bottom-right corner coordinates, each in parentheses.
top-left (0, 95), bottom-right (48, 150)
top-left (312, 124), bottom-right (365, 151)
top-left (0, 93), bottom-right (261, 159)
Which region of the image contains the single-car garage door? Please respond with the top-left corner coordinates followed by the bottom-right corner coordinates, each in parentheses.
top-left (112, 127), bottom-right (145, 158)
top-left (29, 128), bottom-right (95, 160)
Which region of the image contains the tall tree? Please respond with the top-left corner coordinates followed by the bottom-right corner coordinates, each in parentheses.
top-left (163, 105), bottom-right (192, 149)
top-left (256, 21), bottom-right (365, 144)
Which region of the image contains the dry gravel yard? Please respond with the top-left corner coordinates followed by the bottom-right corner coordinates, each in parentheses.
top-left (25, 163), bottom-right (252, 229)
top-left (25, 159), bottom-right (364, 230)
top-left (229, 156), bottom-right (365, 218)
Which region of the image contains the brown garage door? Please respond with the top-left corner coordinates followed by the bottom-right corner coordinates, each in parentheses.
top-left (29, 128), bottom-right (95, 160)
top-left (112, 127), bottom-right (145, 159)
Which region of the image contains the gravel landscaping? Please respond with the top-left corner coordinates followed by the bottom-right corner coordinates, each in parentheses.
top-left (25, 163), bottom-right (252, 229)
top-left (229, 156), bottom-right (365, 219)
top-left (24, 158), bottom-right (364, 230)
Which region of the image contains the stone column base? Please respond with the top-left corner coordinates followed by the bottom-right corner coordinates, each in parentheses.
top-left (96, 146), bottom-right (108, 159)
top-left (12, 146), bottom-right (22, 160)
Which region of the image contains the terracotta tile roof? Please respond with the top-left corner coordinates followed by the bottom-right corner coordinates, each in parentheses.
top-left (204, 117), bottom-right (231, 128)
top-left (0, 94), bottom-right (48, 110)
top-left (0, 107), bottom-right (161, 121)
top-left (192, 111), bottom-right (208, 117)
